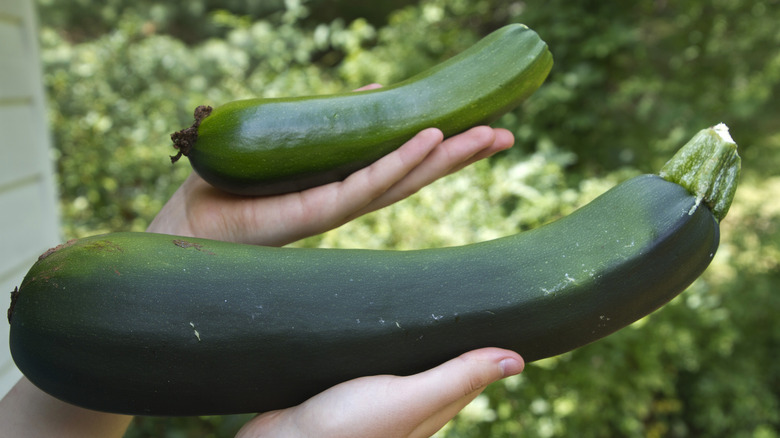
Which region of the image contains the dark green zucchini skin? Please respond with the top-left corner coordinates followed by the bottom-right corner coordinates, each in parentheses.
top-left (172, 24), bottom-right (553, 196)
top-left (8, 175), bottom-right (718, 416)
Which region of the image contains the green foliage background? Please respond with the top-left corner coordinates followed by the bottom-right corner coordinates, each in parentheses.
top-left (35, 0), bottom-right (779, 436)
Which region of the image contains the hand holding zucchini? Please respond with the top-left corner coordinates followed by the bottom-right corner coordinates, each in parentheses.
top-left (9, 124), bottom-right (740, 415)
top-left (170, 24), bottom-right (554, 196)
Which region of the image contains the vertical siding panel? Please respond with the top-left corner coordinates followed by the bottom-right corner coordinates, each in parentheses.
top-left (0, 0), bottom-right (61, 396)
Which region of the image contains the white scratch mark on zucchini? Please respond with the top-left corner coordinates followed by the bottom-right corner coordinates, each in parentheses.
top-left (190, 322), bottom-right (201, 342)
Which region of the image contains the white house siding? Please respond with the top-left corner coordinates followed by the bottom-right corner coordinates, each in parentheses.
top-left (0, 0), bottom-right (61, 396)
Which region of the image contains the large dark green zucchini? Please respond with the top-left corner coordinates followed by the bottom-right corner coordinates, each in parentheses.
top-left (170, 24), bottom-right (553, 196)
top-left (8, 125), bottom-right (739, 416)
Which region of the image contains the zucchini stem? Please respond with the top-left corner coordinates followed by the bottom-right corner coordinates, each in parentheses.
top-left (8, 286), bottom-right (19, 324)
top-left (659, 123), bottom-right (741, 222)
top-left (170, 105), bottom-right (212, 163)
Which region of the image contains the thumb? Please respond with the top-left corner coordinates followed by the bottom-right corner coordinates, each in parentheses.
top-left (401, 348), bottom-right (524, 438)
top-left (236, 348), bottom-right (523, 438)
top-left (412, 348), bottom-right (524, 401)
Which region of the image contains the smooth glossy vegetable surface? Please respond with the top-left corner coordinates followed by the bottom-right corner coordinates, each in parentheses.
top-left (10, 126), bottom-right (739, 416)
top-left (170, 24), bottom-right (553, 195)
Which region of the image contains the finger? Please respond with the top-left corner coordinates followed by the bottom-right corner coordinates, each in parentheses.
top-left (353, 83), bottom-right (383, 91)
top-left (348, 126), bottom-right (514, 220)
top-left (408, 348), bottom-right (524, 412)
top-left (444, 127), bottom-right (514, 176)
top-left (272, 128), bottom-right (445, 243)
top-left (402, 348), bottom-right (525, 438)
top-left (410, 126), bottom-right (513, 181)
top-left (336, 127), bottom-right (445, 204)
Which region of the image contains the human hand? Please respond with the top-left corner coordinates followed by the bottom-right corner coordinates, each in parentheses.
top-left (148, 86), bottom-right (514, 245)
top-left (235, 348), bottom-right (524, 438)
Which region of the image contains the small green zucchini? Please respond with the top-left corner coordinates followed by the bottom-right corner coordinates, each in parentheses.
top-left (170, 24), bottom-right (553, 195)
top-left (9, 125), bottom-right (739, 416)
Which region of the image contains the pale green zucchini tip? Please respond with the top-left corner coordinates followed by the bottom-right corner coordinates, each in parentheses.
top-left (659, 123), bottom-right (741, 222)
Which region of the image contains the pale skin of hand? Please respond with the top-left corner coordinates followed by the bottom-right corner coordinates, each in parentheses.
top-left (0, 85), bottom-right (525, 438)
top-left (236, 348), bottom-right (524, 438)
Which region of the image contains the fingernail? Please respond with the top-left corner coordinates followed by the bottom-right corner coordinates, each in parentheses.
top-left (499, 357), bottom-right (525, 377)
